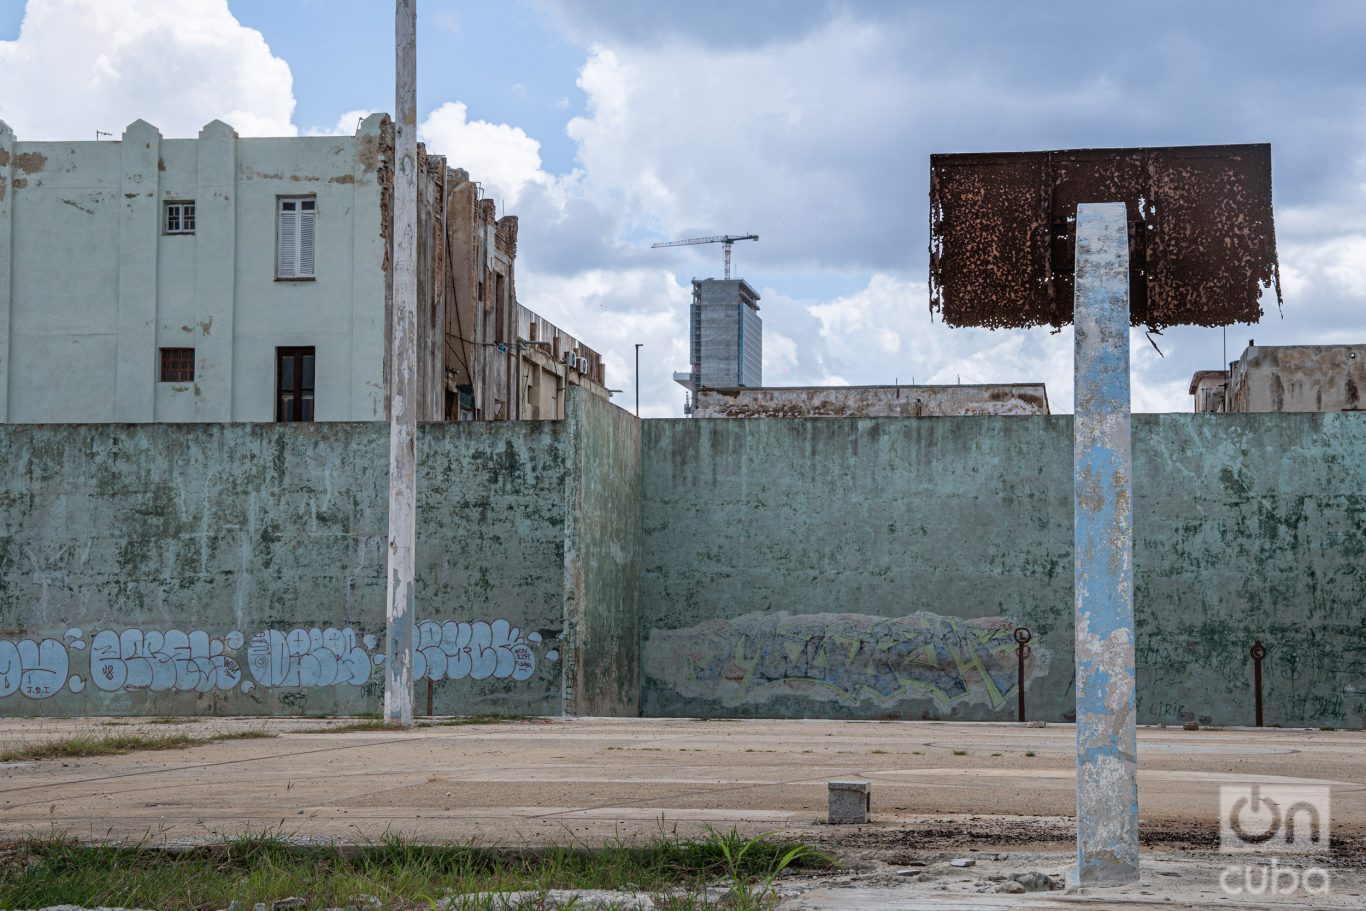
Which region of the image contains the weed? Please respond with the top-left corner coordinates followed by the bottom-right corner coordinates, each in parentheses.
top-left (0, 730), bottom-right (277, 763)
top-left (0, 829), bottom-right (829, 910)
top-left (870, 749), bottom-right (888, 755)
top-left (1320, 726), bottom-right (1337, 732)
top-left (951, 749), bottom-right (967, 756)
top-left (1025, 751), bottom-right (1036, 757)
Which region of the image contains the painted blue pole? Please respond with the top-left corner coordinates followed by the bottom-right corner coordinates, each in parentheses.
top-left (1072, 202), bottom-right (1139, 886)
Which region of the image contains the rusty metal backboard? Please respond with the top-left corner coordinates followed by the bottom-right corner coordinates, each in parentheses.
top-left (928, 144), bottom-right (1281, 330)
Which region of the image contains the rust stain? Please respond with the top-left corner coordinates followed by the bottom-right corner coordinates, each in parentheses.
top-left (0, 149), bottom-right (8, 167)
top-left (60, 198), bottom-right (94, 215)
top-left (12, 177), bottom-right (27, 189)
top-left (928, 144), bottom-right (1281, 331)
top-left (288, 174), bottom-right (321, 182)
top-left (11, 151), bottom-right (47, 173)
top-left (199, 316), bottom-right (213, 336)
top-left (158, 157), bottom-right (166, 172)
top-left (331, 173), bottom-right (355, 184)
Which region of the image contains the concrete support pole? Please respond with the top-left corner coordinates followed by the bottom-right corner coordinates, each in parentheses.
top-left (384, 0), bottom-right (418, 728)
top-left (1072, 202), bottom-right (1139, 886)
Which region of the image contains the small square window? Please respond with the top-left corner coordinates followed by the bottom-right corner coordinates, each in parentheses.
top-left (164, 202), bottom-right (196, 235)
top-left (160, 348), bottom-right (195, 382)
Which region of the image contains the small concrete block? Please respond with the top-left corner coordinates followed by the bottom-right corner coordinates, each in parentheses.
top-left (949, 858), bottom-right (976, 868)
top-left (827, 779), bottom-right (870, 824)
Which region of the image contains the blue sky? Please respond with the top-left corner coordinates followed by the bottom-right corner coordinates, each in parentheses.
top-left (3, 1), bottom-right (1365, 415)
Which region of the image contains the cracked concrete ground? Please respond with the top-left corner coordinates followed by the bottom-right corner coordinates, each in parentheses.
top-left (2, 717), bottom-right (1363, 909)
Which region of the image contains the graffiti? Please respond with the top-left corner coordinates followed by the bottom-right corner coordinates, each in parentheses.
top-left (91, 629), bottom-right (243, 694)
top-left (247, 627), bottom-right (374, 689)
top-left (0, 630), bottom-right (85, 699)
top-left (644, 611), bottom-right (1049, 711)
top-left (415, 620), bottom-right (539, 683)
top-left (1, 618), bottom-right (554, 699)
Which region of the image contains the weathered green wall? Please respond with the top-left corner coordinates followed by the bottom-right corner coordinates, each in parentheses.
top-left (562, 392), bottom-right (642, 716)
top-left (0, 421), bottom-right (569, 716)
top-left (3, 404), bottom-right (1363, 727)
top-left (640, 413), bottom-right (1366, 729)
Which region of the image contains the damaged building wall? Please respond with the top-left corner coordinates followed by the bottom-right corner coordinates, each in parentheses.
top-left (1, 116), bottom-right (391, 423)
top-left (640, 413), bottom-right (1366, 728)
top-left (693, 384), bottom-right (1050, 417)
top-left (561, 391), bottom-right (643, 716)
top-left (2, 395), bottom-right (1363, 728)
top-left (441, 169), bottom-right (609, 421)
top-left (0, 419), bottom-right (571, 716)
top-left (1226, 343), bottom-right (1366, 413)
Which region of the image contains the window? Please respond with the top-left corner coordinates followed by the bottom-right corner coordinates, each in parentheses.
top-left (164, 202), bottom-right (195, 235)
top-left (159, 348), bottom-right (195, 382)
top-left (276, 347), bottom-right (315, 421)
top-left (276, 198), bottom-right (316, 279)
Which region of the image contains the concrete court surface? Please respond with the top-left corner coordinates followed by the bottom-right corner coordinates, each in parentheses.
top-left (1, 717), bottom-right (1364, 909)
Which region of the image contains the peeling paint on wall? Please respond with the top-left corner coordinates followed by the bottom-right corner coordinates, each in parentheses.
top-left (644, 610), bottom-right (1048, 711)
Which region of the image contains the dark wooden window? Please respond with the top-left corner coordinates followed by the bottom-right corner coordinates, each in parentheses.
top-left (159, 348), bottom-right (195, 382)
top-left (276, 346), bottom-right (315, 421)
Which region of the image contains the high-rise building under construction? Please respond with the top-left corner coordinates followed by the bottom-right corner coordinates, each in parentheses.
top-left (674, 279), bottom-right (762, 404)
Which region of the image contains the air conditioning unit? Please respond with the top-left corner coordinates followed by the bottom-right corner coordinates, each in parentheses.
top-left (563, 349), bottom-right (577, 366)
top-left (577, 356), bottom-right (589, 374)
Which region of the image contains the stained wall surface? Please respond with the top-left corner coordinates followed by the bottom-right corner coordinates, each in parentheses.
top-left (562, 392), bottom-right (643, 716)
top-left (0, 420), bottom-right (570, 716)
top-left (640, 413), bottom-right (1366, 728)
top-left (2, 403), bottom-right (1363, 728)
top-left (0, 116), bottom-right (389, 424)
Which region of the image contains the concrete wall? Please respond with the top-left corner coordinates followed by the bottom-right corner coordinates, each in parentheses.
top-left (639, 413), bottom-right (1366, 729)
top-left (0, 116), bottom-right (389, 423)
top-left (1227, 344), bottom-right (1366, 413)
top-left (0, 420), bottom-right (570, 716)
top-left (693, 384), bottom-right (1050, 417)
top-left (2, 401), bottom-right (1364, 728)
top-left (562, 392), bottom-right (642, 716)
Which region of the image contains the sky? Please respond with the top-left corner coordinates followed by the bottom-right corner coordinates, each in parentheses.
top-left (2, 1), bottom-right (1364, 416)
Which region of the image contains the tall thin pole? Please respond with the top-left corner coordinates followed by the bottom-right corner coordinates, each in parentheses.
top-left (1071, 202), bottom-right (1139, 886)
top-left (384, 0), bottom-right (418, 728)
top-left (634, 343), bottom-right (642, 417)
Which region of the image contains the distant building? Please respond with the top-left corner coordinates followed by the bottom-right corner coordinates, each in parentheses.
top-left (692, 383), bottom-right (1050, 418)
top-left (1190, 342), bottom-right (1364, 413)
top-left (674, 279), bottom-right (762, 403)
top-left (0, 117), bottom-right (606, 424)
top-left (1189, 370), bottom-right (1230, 414)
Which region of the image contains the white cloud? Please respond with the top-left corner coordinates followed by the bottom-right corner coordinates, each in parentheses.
top-left (0, 0), bottom-right (296, 139)
top-left (305, 109), bottom-right (376, 138)
top-left (419, 101), bottom-right (555, 208)
top-left (515, 265), bottom-right (690, 417)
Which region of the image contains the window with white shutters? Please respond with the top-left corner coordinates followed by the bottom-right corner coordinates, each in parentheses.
top-left (276, 197), bottom-right (316, 279)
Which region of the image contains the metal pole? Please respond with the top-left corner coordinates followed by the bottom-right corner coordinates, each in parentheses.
top-left (384, 0), bottom-right (418, 728)
top-left (1251, 641), bottom-right (1266, 727)
top-left (635, 343), bottom-right (642, 417)
top-left (1072, 202), bottom-right (1138, 886)
top-left (1014, 627), bottom-right (1032, 723)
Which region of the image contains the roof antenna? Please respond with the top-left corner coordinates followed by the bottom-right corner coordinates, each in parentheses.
top-left (95, 130), bottom-right (113, 141)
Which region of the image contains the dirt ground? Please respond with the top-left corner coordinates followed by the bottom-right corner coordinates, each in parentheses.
top-left (2, 716), bottom-right (1363, 909)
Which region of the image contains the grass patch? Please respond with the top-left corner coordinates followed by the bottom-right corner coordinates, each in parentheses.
top-left (1025, 751), bottom-right (1036, 757)
top-left (298, 715), bottom-right (535, 734)
top-left (0, 829), bottom-right (830, 911)
top-left (951, 749), bottom-right (967, 756)
top-left (0, 730), bottom-right (276, 762)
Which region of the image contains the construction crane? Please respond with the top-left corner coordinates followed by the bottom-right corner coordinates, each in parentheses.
top-left (651, 233), bottom-right (758, 280)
